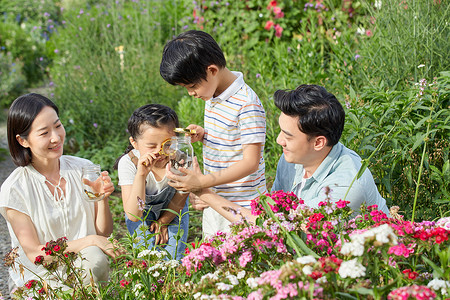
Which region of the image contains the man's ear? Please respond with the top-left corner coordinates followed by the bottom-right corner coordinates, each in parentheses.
top-left (206, 64), bottom-right (220, 77)
top-left (16, 135), bottom-right (29, 148)
top-left (313, 136), bottom-right (328, 151)
top-left (129, 136), bottom-right (137, 149)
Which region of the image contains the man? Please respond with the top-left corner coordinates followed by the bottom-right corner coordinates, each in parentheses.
top-left (271, 84), bottom-right (389, 214)
top-left (167, 84), bottom-right (389, 223)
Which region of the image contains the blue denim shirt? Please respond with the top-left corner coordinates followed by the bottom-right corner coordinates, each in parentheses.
top-left (271, 142), bottom-right (389, 215)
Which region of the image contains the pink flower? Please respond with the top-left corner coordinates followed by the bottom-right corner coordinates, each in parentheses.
top-left (336, 199), bottom-right (350, 208)
top-left (273, 6), bottom-right (284, 18)
top-left (239, 251), bottom-right (253, 267)
top-left (388, 285), bottom-right (435, 300)
top-left (274, 24), bottom-right (283, 37)
top-left (264, 20), bottom-right (274, 30)
top-left (366, 29), bottom-right (373, 37)
top-left (388, 244), bottom-right (414, 258)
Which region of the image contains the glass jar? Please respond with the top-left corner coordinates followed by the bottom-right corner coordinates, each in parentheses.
top-left (167, 136), bottom-right (194, 175)
top-left (81, 164), bottom-right (105, 202)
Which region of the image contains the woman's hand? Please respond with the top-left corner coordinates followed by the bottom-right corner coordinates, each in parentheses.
top-left (100, 171), bottom-right (114, 198)
top-left (149, 222), bottom-right (169, 245)
top-left (92, 235), bottom-right (125, 259)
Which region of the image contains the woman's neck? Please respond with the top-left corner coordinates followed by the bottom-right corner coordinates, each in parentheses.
top-left (31, 157), bottom-right (61, 183)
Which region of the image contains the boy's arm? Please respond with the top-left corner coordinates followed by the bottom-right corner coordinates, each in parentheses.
top-left (167, 143), bottom-right (262, 193)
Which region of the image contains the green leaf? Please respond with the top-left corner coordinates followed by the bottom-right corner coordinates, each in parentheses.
top-left (411, 133), bottom-right (427, 152)
top-left (356, 160), bottom-right (369, 179)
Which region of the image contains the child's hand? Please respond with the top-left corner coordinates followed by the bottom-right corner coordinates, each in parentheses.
top-left (100, 171), bottom-right (115, 198)
top-left (166, 156), bottom-right (206, 193)
top-left (189, 192), bottom-right (209, 210)
top-left (149, 221), bottom-right (169, 245)
top-left (136, 152), bottom-right (159, 176)
top-left (186, 124), bottom-right (205, 143)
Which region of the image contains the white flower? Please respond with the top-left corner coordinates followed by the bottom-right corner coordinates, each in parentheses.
top-left (246, 277), bottom-right (259, 289)
top-left (302, 265), bottom-right (313, 275)
top-left (339, 258), bottom-right (366, 278)
top-left (137, 249), bottom-right (151, 258)
top-left (226, 274), bottom-right (239, 286)
top-left (296, 255), bottom-right (317, 265)
top-left (428, 278), bottom-right (450, 295)
top-left (357, 27), bottom-right (366, 35)
top-left (152, 271), bottom-right (160, 277)
top-left (374, 0), bottom-right (382, 9)
top-left (201, 272), bottom-right (218, 282)
top-left (317, 276), bottom-right (328, 284)
top-left (417, 64), bottom-right (426, 68)
top-left (216, 282), bottom-right (233, 291)
top-left (193, 292), bottom-right (202, 299)
top-left (340, 240), bottom-right (365, 256)
top-left (237, 270), bottom-right (246, 279)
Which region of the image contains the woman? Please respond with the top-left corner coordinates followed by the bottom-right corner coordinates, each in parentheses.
top-left (0, 93), bottom-right (119, 292)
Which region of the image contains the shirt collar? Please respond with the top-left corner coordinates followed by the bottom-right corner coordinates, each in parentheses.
top-left (210, 71), bottom-right (244, 103)
top-left (26, 157), bottom-right (68, 183)
top-left (310, 142), bottom-right (343, 182)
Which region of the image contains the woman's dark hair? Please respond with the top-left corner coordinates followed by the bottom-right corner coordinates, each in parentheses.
top-left (160, 30), bottom-right (226, 85)
top-left (113, 104), bottom-right (180, 169)
top-left (274, 84), bottom-right (345, 146)
top-left (7, 93), bottom-right (59, 167)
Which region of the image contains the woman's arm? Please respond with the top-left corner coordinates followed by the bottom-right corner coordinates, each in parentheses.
top-left (6, 208), bottom-right (120, 261)
top-left (94, 171), bottom-right (114, 236)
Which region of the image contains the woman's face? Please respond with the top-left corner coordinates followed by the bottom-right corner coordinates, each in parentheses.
top-left (130, 124), bottom-right (174, 163)
top-left (17, 106), bottom-right (65, 163)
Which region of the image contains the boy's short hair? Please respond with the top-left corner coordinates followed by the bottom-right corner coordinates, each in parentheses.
top-left (274, 84), bottom-right (345, 146)
top-left (160, 30), bottom-right (226, 85)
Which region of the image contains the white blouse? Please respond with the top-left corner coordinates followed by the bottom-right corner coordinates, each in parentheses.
top-left (0, 155), bottom-right (97, 287)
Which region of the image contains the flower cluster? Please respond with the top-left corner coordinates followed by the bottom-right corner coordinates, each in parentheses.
top-left (34, 237), bottom-right (77, 272)
top-left (182, 224), bottom-right (289, 277)
top-left (251, 190), bottom-right (301, 216)
top-left (387, 285), bottom-right (436, 300)
top-left (263, 1), bottom-right (284, 37)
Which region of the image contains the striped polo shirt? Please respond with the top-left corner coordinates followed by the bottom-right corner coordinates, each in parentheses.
top-left (203, 71), bottom-right (267, 207)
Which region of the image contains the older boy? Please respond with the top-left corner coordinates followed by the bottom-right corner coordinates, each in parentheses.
top-left (160, 30), bottom-right (266, 237)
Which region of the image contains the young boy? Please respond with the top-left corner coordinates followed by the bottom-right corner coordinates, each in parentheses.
top-left (160, 30), bottom-right (266, 237)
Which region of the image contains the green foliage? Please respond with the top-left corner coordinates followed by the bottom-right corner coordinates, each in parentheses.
top-left (353, 0), bottom-right (450, 88)
top-left (0, 1), bottom-right (58, 91)
top-left (49, 0), bottom-right (191, 171)
top-left (0, 52), bottom-right (27, 105)
top-left (342, 73), bottom-right (450, 220)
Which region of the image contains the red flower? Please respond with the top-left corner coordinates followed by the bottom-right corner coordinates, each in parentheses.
top-left (264, 20), bottom-right (274, 30)
top-left (53, 245), bottom-right (61, 252)
top-left (126, 260), bottom-right (133, 268)
top-left (25, 280), bottom-right (36, 289)
top-left (267, 0), bottom-right (278, 9)
top-left (120, 279), bottom-right (130, 287)
top-left (308, 271), bottom-right (323, 280)
top-left (45, 250), bottom-right (52, 256)
top-left (34, 255), bottom-right (44, 265)
top-left (336, 199), bottom-right (350, 208)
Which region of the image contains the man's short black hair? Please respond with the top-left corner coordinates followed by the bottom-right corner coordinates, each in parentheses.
top-left (160, 30), bottom-right (226, 85)
top-left (274, 84), bottom-right (345, 146)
